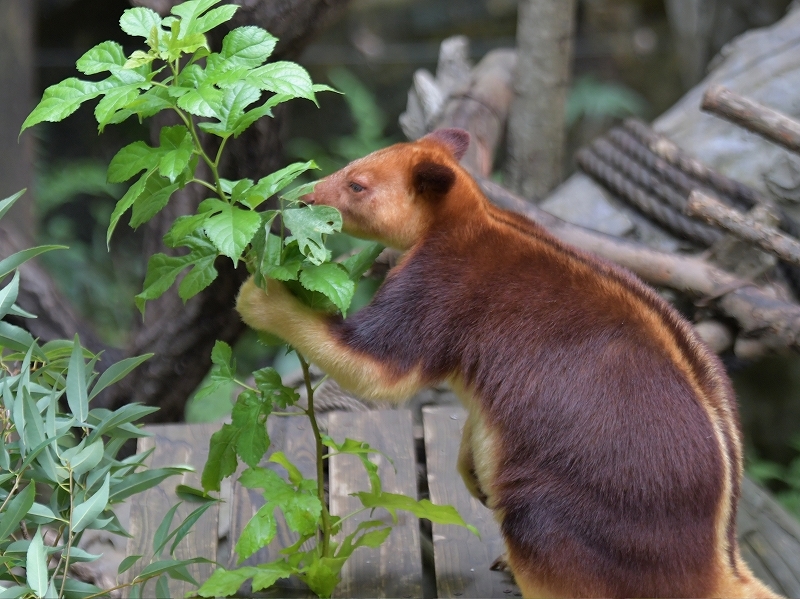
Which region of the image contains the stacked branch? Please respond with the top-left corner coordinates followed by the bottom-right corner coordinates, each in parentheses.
top-left (408, 37), bottom-right (800, 359)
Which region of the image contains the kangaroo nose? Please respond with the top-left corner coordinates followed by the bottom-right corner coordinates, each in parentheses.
top-left (301, 191), bottom-right (315, 205)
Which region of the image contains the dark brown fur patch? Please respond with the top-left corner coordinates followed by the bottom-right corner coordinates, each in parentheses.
top-left (412, 161), bottom-right (456, 197)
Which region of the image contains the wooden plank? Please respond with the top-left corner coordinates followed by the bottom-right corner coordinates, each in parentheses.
top-left (225, 413), bottom-right (318, 598)
top-left (738, 477), bottom-right (800, 597)
top-left (125, 423), bottom-right (219, 598)
top-left (422, 406), bottom-right (520, 598)
top-left (328, 410), bottom-right (423, 598)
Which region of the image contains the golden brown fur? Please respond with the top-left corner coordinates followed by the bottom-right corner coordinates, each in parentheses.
top-left (236, 129), bottom-right (780, 598)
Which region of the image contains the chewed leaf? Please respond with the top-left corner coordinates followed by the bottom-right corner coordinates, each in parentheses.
top-left (282, 205), bottom-right (341, 265)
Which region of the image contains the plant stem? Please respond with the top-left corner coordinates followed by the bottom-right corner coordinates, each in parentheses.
top-left (58, 470), bottom-right (75, 598)
top-left (297, 351), bottom-right (331, 558)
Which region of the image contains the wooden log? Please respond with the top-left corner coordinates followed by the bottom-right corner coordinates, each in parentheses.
top-left (687, 190), bottom-right (800, 266)
top-left (328, 410), bottom-right (423, 598)
top-left (422, 406), bottom-right (520, 598)
top-left (702, 85), bottom-right (800, 155)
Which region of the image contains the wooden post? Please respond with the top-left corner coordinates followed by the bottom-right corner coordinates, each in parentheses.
top-left (504, 0), bottom-right (576, 202)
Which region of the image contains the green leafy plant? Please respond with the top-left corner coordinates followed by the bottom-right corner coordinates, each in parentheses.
top-left (747, 437), bottom-right (800, 519)
top-left (22, 1), bottom-right (477, 596)
top-left (0, 190), bottom-right (214, 598)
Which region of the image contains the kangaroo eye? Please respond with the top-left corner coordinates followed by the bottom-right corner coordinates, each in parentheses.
top-left (349, 182), bottom-right (365, 193)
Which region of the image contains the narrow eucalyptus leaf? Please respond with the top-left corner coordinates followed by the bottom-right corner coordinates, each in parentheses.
top-left (66, 335), bottom-right (89, 424)
top-left (25, 528), bottom-right (47, 598)
top-left (89, 353), bottom-right (153, 400)
top-left (71, 473), bottom-right (110, 533)
top-left (0, 483), bottom-right (35, 542)
top-left (0, 189), bottom-right (26, 221)
top-left (0, 271), bottom-right (20, 319)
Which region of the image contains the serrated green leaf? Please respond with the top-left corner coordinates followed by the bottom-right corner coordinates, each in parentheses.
top-left (21, 78), bottom-right (115, 131)
top-left (89, 354), bottom-right (152, 400)
top-left (177, 85), bottom-right (221, 118)
top-left (120, 7), bottom-right (162, 39)
top-left (136, 235), bottom-right (218, 312)
top-left (77, 41), bottom-right (126, 75)
top-left (261, 234), bottom-right (303, 282)
top-left (268, 451), bottom-right (304, 487)
top-left (108, 142), bottom-right (161, 183)
top-left (343, 242), bottom-right (384, 282)
top-left (230, 94), bottom-right (288, 137)
top-left (191, 5), bottom-right (238, 36)
top-left (249, 62), bottom-right (314, 100)
top-left (244, 161), bottom-right (317, 209)
top-left (158, 125), bottom-right (195, 183)
top-left (207, 80), bottom-right (262, 136)
top-left (95, 85), bottom-right (141, 130)
top-left (130, 175), bottom-right (179, 228)
top-left (107, 168), bottom-right (154, 245)
top-left (0, 483), bottom-right (35, 542)
top-left (356, 491), bottom-right (479, 536)
top-left (170, 0), bottom-right (222, 37)
top-left (299, 262), bottom-right (355, 315)
top-left (279, 180), bottom-right (318, 204)
top-left (72, 474), bottom-right (110, 533)
top-left (66, 335), bottom-right (89, 424)
top-left (163, 213), bottom-right (207, 247)
top-left (235, 502), bottom-right (277, 561)
top-left (220, 27), bottom-right (276, 68)
top-left (202, 199), bottom-right (261, 262)
top-left (254, 368), bottom-right (299, 409)
top-left (26, 528), bottom-right (47, 598)
top-left (231, 390), bottom-right (270, 468)
top-left (299, 555), bottom-right (346, 598)
top-left (124, 50), bottom-right (155, 70)
top-left (201, 423), bottom-right (238, 492)
top-left (283, 205), bottom-right (341, 265)
top-left (197, 566), bottom-right (259, 597)
top-left (240, 467), bottom-right (321, 536)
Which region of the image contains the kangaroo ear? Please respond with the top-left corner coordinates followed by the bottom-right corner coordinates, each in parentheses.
top-left (412, 161), bottom-right (456, 198)
top-left (421, 128), bottom-right (470, 161)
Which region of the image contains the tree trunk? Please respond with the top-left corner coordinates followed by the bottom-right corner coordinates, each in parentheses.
top-left (504, 0), bottom-right (576, 202)
top-left (0, 0), bottom-right (35, 245)
top-left (4, 0), bottom-right (351, 422)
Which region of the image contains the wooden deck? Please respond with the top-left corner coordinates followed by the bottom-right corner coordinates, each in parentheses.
top-left (124, 407), bottom-right (800, 598)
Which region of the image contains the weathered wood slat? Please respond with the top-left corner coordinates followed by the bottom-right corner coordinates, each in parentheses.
top-left (328, 410), bottom-right (423, 598)
top-left (738, 477), bottom-right (800, 597)
top-left (225, 413), bottom-right (318, 598)
top-left (422, 406), bottom-right (520, 598)
top-left (125, 423), bottom-right (219, 599)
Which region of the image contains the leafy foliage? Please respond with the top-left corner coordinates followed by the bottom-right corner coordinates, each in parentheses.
top-left (22, 1), bottom-right (475, 596)
top-left (0, 190), bottom-right (212, 598)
